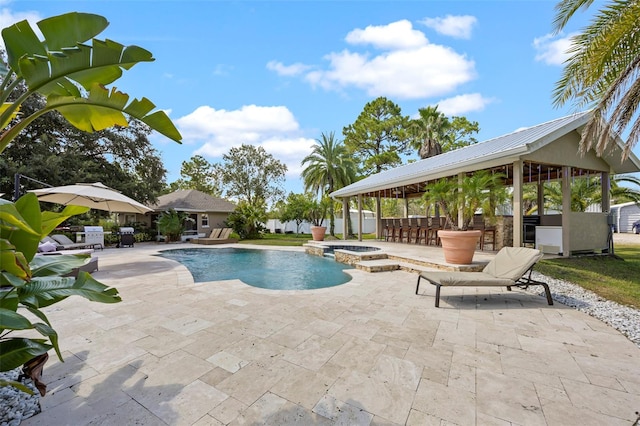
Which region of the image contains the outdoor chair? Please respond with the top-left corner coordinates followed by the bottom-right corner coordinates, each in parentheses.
top-left (408, 218), bottom-right (420, 243)
top-left (383, 219), bottom-right (392, 241)
top-left (206, 228), bottom-right (222, 239)
top-left (472, 215), bottom-right (497, 251)
top-left (50, 234), bottom-right (100, 250)
top-left (426, 217), bottom-right (444, 246)
top-left (218, 228), bottom-right (232, 239)
top-left (385, 219), bottom-right (398, 242)
top-left (399, 218), bottom-right (411, 243)
top-left (415, 218), bottom-right (429, 245)
top-left (415, 246), bottom-right (553, 307)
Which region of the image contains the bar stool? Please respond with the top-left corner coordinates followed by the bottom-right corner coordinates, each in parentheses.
top-left (389, 219), bottom-right (399, 242)
top-left (415, 218), bottom-right (429, 244)
top-left (407, 218), bottom-right (419, 243)
top-left (473, 215), bottom-right (497, 251)
top-left (426, 217), bottom-right (444, 245)
top-left (383, 219), bottom-right (392, 241)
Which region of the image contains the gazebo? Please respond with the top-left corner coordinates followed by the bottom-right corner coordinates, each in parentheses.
top-left (330, 112), bottom-right (640, 256)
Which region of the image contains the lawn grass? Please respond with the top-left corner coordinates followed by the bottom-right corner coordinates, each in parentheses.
top-left (535, 244), bottom-right (640, 309)
top-left (237, 233), bottom-right (311, 246)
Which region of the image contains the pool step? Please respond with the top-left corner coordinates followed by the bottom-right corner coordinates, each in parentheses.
top-left (355, 259), bottom-right (441, 273)
top-left (355, 259), bottom-right (399, 273)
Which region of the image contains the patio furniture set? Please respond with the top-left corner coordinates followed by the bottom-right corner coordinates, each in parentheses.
top-left (382, 216), bottom-right (497, 250)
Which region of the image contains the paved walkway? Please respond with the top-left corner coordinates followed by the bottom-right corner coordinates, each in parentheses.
top-left (23, 240), bottom-right (640, 425)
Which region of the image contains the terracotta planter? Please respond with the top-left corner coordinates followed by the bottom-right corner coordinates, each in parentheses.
top-left (310, 226), bottom-right (327, 241)
top-left (438, 230), bottom-right (482, 264)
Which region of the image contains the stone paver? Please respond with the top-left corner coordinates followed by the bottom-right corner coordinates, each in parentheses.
top-left (21, 241), bottom-right (640, 425)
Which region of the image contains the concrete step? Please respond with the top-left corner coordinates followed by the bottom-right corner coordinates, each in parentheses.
top-left (355, 259), bottom-right (399, 273)
top-left (397, 262), bottom-right (441, 274)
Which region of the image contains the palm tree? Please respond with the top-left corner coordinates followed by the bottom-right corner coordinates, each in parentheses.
top-left (611, 174), bottom-right (640, 204)
top-left (410, 106), bottom-right (450, 159)
top-left (536, 175), bottom-right (640, 213)
top-left (301, 131), bottom-right (356, 236)
top-left (552, 0), bottom-right (640, 159)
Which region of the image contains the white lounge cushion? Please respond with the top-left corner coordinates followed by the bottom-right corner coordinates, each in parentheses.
top-left (38, 241), bottom-right (57, 253)
top-left (419, 271), bottom-right (515, 287)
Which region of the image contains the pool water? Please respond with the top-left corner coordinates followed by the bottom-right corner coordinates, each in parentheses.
top-left (158, 248), bottom-right (353, 290)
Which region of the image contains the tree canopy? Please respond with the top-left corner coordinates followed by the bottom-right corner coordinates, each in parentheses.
top-left (342, 97), bottom-right (411, 176)
top-left (409, 106), bottom-right (480, 158)
top-left (279, 192), bottom-right (311, 234)
top-left (168, 155), bottom-right (221, 196)
top-left (219, 144), bottom-right (287, 207)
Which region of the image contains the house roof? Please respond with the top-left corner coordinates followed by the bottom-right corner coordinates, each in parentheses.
top-left (151, 190), bottom-right (236, 213)
top-left (331, 112), bottom-right (640, 198)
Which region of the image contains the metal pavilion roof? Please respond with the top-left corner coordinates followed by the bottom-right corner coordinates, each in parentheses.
top-left (330, 111), bottom-right (640, 199)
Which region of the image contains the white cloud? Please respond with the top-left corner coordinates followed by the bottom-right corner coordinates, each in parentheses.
top-left (212, 64), bottom-right (233, 76)
top-left (260, 137), bottom-right (316, 178)
top-left (306, 44), bottom-right (475, 99)
top-left (0, 7), bottom-right (42, 48)
top-left (267, 60), bottom-right (312, 76)
top-left (419, 15), bottom-right (477, 39)
top-left (533, 32), bottom-right (576, 66)
top-left (436, 93), bottom-right (494, 115)
top-left (175, 105), bottom-right (315, 179)
top-left (272, 19), bottom-right (476, 100)
top-left (345, 19), bottom-right (428, 50)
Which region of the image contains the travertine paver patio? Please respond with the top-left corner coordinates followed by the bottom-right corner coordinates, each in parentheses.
top-left (22, 242), bottom-right (640, 425)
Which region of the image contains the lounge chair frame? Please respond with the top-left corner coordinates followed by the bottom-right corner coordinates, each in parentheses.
top-left (415, 247), bottom-right (553, 307)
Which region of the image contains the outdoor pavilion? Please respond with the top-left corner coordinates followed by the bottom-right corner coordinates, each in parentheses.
top-left (330, 111), bottom-right (640, 257)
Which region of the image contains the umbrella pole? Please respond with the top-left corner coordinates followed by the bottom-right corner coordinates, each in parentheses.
top-left (13, 173), bottom-right (52, 201)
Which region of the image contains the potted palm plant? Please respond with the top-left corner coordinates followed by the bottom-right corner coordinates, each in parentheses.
top-left (157, 209), bottom-right (192, 242)
top-left (306, 195), bottom-right (329, 241)
top-left (422, 170), bottom-right (507, 264)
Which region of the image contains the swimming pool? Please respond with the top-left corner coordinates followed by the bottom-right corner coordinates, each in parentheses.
top-left (158, 247), bottom-right (353, 290)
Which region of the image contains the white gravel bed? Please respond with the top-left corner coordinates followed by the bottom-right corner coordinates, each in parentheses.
top-left (0, 368), bottom-right (40, 425)
top-left (530, 271), bottom-right (640, 348)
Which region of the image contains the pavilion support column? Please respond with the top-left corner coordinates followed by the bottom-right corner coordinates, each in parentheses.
top-left (375, 195), bottom-right (382, 239)
top-left (342, 197), bottom-right (349, 240)
top-left (357, 194), bottom-right (363, 241)
top-left (561, 166), bottom-right (571, 257)
top-left (457, 173), bottom-right (464, 229)
top-left (404, 196), bottom-right (409, 218)
top-left (601, 172), bottom-right (610, 212)
top-left (513, 160), bottom-right (523, 247)
top-left (537, 180), bottom-right (544, 215)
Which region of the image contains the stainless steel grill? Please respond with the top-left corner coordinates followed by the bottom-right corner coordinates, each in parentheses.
top-left (118, 227), bottom-right (135, 248)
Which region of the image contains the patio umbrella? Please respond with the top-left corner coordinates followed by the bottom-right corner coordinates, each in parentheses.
top-left (30, 182), bottom-right (153, 214)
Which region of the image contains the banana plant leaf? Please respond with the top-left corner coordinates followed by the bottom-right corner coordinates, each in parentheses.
top-left (18, 273), bottom-right (121, 309)
top-left (0, 338), bottom-right (52, 372)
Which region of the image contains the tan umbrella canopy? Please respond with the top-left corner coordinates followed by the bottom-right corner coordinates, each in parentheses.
top-left (30, 182), bottom-right (152, 214)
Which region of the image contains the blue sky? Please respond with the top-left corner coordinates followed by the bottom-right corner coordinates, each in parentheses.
top-left (4, 0), bottom-right (628, 194)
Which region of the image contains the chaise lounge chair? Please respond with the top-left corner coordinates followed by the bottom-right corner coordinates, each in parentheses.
top-left (192, 227), bottom-right (237, 245)
top-left (218, 228), bottom-right (232, 240)
top-left (415, 246), bottom-right (553, 307)
top-left (50, 234), bottom-right (101, 250)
